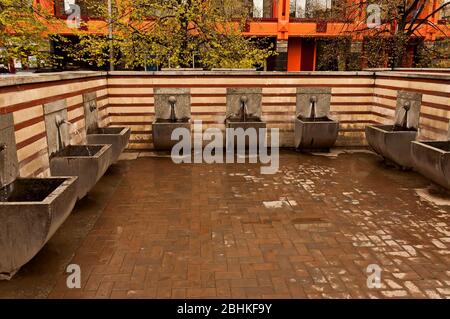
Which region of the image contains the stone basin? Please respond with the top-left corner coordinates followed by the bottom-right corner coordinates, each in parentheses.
top-left (225, 118), bottom-right (267, 150)
top-left (86, 127), bottom-right (131, 163)
top-left (0, 176), bottom-right (78, 280)
top-left (49, 144), bottom-right (112, 199)
top-left (411, 140), bottom-right (450, 189)
top-left (365, 125), bottom-right (418, 169)
top-left (295, 117), bottom-right (339, 151)
top-left (152, 119), bottom-right (191, 151)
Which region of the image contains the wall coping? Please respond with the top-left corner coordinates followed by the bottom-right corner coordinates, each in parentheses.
top-left (107, 70), bottom-right (375, 77)
top-left (0, 71), bottom-right (106, 88)
top-left (0, 70), bottom-right (448, 89)
top-left (374, 71), bottom-right (450, 81)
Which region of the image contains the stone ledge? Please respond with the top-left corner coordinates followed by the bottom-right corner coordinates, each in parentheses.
top-left (0, 71), bottom-right (107, 88)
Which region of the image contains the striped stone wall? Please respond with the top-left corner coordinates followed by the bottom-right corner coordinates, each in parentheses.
top-left (107, 71), bottom-right (376, 149)
top-left (0, 72), bottom-right (108, 177)
top-left (1, 70), bottom-right (448, 178)
top-left (372, 72), bottom-right (450, 141)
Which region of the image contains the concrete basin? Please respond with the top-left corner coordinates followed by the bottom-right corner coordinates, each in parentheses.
top-left (153, 89), bottom-right (192, 151)
top-left (0, 176), bottom-right (78, 279)
top-left (49, 144), bottom-right (112, 199)
top-left (365, 91), bottom-right (422, 169)
top-left (294, 87), bottom-right (338, 151)
top-left (152, 119), bottom-right (191, 151)
top-left (83, 92), bottom-right (131, 163)
top-left (86, 127), bottom-right (131, 163)
top-left (365, 125), bottom-right (418, 169)
top-left (295, 117), bottom-right (339, 151)
top-left (411, 140), bottom-right (450, 189)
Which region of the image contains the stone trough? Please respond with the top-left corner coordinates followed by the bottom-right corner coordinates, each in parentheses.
top-left (365, 91), bottom-right (422, 169)
top-left (225, 88), bottom-right (267, 150)
top-left (0, 113), bottom-right (78, 279)
top-left (83, 92), bottom-right (131, 163)
top-left (152, 88), bottom-right (191, 151)
top-left (294, 87), bottom-right (339, 151)
top-left (44, 99), bottom-right (112, 199)
top-left (411, 122), bottom-right (450, 189)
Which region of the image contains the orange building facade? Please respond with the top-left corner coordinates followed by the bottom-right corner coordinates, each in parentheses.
top-left (40, 0), bottom-right (449, 71)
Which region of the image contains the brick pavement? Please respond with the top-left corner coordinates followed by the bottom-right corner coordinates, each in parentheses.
top-left (44, 151), bottom-right (450, 298)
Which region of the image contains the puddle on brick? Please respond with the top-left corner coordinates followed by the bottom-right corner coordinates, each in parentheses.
top-left (291, 217), bottom-right (327, 224)
top-left (310, 149), bottom-right (375, 158)
top-left (242, 219), bottom-right (278, 225)
top-left (118, 153), bottom-right (139, 161)
top-left (263, 199), bottom-right (297, 209)
top-left (415, 187), bottom-right (450, 206)
top-left (138, 151), bottom-right (191, 161)
top-left (292, 216), bottom-right (331, 230)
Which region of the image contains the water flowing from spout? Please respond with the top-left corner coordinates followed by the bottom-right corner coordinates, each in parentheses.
top-left (401, 101), bottom-right (410, 129)
top-left (309, 95), bottom-right (317, 120)
top-left (168, 96), bottom-right (177, 123)
top-left (240, 95), bottom-right (248, 122)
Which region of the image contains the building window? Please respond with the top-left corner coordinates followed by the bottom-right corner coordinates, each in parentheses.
top-left (251, 0), bottom-right (274, 18)
top-left (290, 0), bottom-right (336, 19)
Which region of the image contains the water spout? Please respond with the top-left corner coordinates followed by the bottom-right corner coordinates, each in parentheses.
top-left (89, 100), bottom-right (96, 113)
top-left (168, 96), bottom-right (177, 122)
top-left (0, 143), bottom-right (6, 153)
top-left (239, 95), bottom-right (248, 122)
top-left (401, 101), bottom-right (410, 129)
top-left (309, 95), bottom-right (317, 120)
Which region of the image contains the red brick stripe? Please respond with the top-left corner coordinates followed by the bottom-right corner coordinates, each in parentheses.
top-left (375, 84), bottom-right (450, 98)
top-left (14, 115), bottom-right (44, 131)
top-left (18, 147), bottom-right (48, 169)
top-left (107, 83), bottom-right (373, 89)
top-left (16, 131), bottom-right (46, 150)
top-left (5, 85), bottom-right (108, 113)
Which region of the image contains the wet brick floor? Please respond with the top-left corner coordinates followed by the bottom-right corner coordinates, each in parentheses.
top-left (1, 150), bottom-right (449, 298)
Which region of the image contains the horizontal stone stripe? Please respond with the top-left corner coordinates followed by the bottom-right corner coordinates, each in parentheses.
top-left (4, 85), bottom-right (108, 113)
top-left (374, 93), bottom-right (450, 111)
top-left (16, 131), bottom-right (47, 150)
top-left (420, 124), bottom-right (448, 136)
top-left (107, 92), bottom-right (373, 98)
top-left (14, 115), bottom-right (44, 131)
top-left (29, 164), bottom-right (50, 178)
top-left (376, 75), bottom-right (450, 85)
top-left (375, 84), bottom-right (450, 98)
top-left (0, 76), bottom-right (106, 94)
top-left (70, 114), bottom-right (85, 124)
top-left (107, 83), bottom-right (373, 89)
top-left (67, 102), bottom-right (84, 112)
top-left (18, 147), bottom-right (48, 169)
